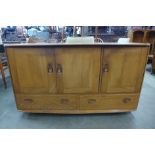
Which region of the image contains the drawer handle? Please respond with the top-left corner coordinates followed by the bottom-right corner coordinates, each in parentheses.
top-left (48, 63), bottom-right (53, 73)
top-left (102, 64), bottom-right (109, 73)
top-left (57, 64), bottom-right (63, 74)
top-left (60, 99), bottom-right (69, 104)
top-left (88, 99), bottom-right (96, 104)
top-left (24, 99), bottom-right (33, 104)
top-left (123, 98), bottom-right (131, 104)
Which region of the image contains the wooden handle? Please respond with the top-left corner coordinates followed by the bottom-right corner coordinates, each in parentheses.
top-left (48, 64), bottom-right (53, 73)
top-left (24, 99), bottom-right (33, 104)
top-left (123, 98), bottom-right (131, 103)
top-left (57, 64), bottom-right (63, 74)
top-left (60, 99), bottom-right (69, 104)
top-left (88, 99), bottom-right (96, 104)
top-left (102, 64), bottom-right (109, 73)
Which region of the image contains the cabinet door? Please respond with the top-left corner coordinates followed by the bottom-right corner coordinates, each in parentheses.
top-left (101, 47), bottom-right (148, 93)
top-left (7, 47), bottom-right (56, 93)
top-left (55, 47), bottom-right (101, 93)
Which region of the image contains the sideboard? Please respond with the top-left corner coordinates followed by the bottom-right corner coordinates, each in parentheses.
top-left (5, 43), bottom-right (149, 113)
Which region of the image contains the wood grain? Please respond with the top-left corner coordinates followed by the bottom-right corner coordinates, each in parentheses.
top-left (101, 47), bottom-right (148, 93)
top-left (15, 93), bottom-right (139, 112)
top-left (55, 47), bottom-right (101, 93)
top-left (6, 45), bottom-right (148, 113)
top-left (16, 94), bottom-right (78, 111)
top-left (6, 47), bottom-right (57, 93)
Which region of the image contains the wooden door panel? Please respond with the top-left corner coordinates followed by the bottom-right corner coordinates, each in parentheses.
top-left (7, 48), bottom-right (56, 93)
top-left (55, 47), bottom-right (101, 93)
top-left (101, 47), bottom-right (148, 93)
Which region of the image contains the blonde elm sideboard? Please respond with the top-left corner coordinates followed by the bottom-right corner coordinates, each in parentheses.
top-left (5, 43), bottom-right (150, 114)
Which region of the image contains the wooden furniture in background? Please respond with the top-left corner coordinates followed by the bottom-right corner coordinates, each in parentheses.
top-left (128, 29), bottom-right (155, 73)
top-left (5, 43), bottom-right (149, 113)
top-left (128, 30), bottom-right (155, 54)
top-left (145, 30), bottom-right (155, 55)
top-left (0, 55), bottom-right (7, 88)
top-left (152, 54), bottom-right (155, 74)
top-left (128, 30), bottom-right (145, 43)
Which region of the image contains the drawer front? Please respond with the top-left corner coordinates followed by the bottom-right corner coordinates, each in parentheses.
top-left (16, 94), bottom-right (79, 111)
top-left (79, 94), bottom-right (139, 110)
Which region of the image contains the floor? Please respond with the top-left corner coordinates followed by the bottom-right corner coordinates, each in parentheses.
top-left (0, 65), bottom-right (155, 129)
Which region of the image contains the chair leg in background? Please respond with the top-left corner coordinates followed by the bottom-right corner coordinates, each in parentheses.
top-left (0, 69), bottom-right (7, 89)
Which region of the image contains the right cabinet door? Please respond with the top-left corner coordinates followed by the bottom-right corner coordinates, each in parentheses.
top-left (101, 47), bottom-right (148, 93)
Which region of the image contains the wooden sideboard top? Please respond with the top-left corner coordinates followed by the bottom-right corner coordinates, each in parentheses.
top-left (4, 42), bottom-right (150, 47)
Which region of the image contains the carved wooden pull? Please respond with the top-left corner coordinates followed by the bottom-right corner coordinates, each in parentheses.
top-left (60, 99), bottom-right (69, 104)
top-left (88, 99), bottom-right (96, 104)
top-left (24, 99), bottom-right (33, 104)
top-left (123, 98), bottom-right (131, 104)
top-left (48, 64), bottom-right (53, 73)
top-left (56, 64), bottom-right (63, 74)
top-left (102, 64), bottom-right (109, 73)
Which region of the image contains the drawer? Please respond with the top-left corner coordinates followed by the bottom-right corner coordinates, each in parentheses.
top-left (16, 94), bottom-right (79, 111)
top-left (79, 94), bottom-right (139, 111)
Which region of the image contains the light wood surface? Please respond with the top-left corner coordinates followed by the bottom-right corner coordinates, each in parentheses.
top-left (15, 93), bottom-right (139, 112)
top-left (79, 94), bottom-right (139, 110)
top-left (55, 47), bottom-right (101, 93)
top-left (6, 44), bottom-right (149, 113)
top-left (16, 94), bottom-right (78, 111)
top-left (101, 47), bottom-right (148, 93)
top-left (6, 48), bottom-right (57, 93)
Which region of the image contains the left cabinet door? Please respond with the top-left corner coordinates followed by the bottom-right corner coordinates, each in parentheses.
top-left (7, 47), bottom-right (57, 94)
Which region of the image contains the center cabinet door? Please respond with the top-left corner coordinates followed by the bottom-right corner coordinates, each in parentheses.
top-left (55, 47), bottom-right (101, 93)
top-left (7, 47), bottom-right (57, 94)
top-left (101, 47), bottom-right (148, 93)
